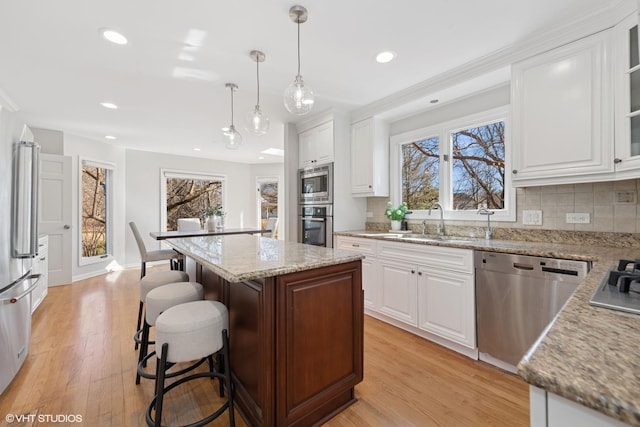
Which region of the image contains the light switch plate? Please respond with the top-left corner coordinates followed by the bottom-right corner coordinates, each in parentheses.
top-left (523, 210), bottom-right (543, 225)
top-left (566, 213), bottom-right (590, 224)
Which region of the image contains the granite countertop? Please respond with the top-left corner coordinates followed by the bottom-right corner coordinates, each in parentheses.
top-left (165, 234), bottom-right (363, 283)
top-left (336, 230), bottom-right (640, 426)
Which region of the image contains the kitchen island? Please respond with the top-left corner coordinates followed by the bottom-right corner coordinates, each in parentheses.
top-left (164, 234), bottom-right (364, 427)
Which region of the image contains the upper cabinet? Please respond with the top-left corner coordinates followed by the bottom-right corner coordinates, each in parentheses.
top-left (614, 12), bottom-right (640, 176)
top-left (350, 117), bottom-right (389, 197)
top-left (511, 30), bottom-right (615, 187)
top-left (299, 120), bottom-right (334, 168)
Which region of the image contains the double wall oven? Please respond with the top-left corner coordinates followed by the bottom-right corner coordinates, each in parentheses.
top-left (298, 163), bottom-right (333, 248)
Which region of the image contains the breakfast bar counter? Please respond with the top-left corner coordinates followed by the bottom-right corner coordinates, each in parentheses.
top-left (164, 235), bottom-right (364, 427)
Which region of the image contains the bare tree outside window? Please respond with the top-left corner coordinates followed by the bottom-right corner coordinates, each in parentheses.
top-left (81, 165), bottom-right (108, 257)
top-left (401, 137), bottom-right (440, 210)
top-left (401, 121), bottom-right (505, 211)
top-left (451, 121), bottom-right (505, 210)
top-left (166, 178), bottom-right (223, 231)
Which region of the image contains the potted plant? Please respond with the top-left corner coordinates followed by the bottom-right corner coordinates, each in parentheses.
top-left (385, 201), bottom-right (409, 231)
top-left (203, 205), bottom-right (226, 231)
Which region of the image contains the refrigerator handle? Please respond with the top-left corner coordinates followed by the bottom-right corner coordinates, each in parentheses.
top-left (0, 274), bottom-right (42, 305)
top-left (12, 141), bottom-right (40, 258)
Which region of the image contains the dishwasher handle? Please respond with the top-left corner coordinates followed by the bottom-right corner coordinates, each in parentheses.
top-left (513, 262), bottom-right (534, 271)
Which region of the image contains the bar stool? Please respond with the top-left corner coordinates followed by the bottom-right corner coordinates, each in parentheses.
top-left (134, 270), bottom-right (189, 350)
top-left (136, 281), bottom-right (204, 384)
top-left (146, 300), bottom-right (234, 427)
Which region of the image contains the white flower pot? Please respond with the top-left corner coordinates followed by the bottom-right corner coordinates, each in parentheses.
top-left (391, 220), bottom-right (401, 231)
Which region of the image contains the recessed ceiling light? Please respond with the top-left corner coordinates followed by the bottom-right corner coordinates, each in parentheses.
top-left (100, 28), bottom-right (128, 45)
top-left (258, 156), bottom-right (265, 160)
top-left (100, 102), bottom-right (118, 109)
top-left (193, 147), bottom-right (201, 151)
top-left (376, 51), bottom-right (396, 63)
top-left (105, 135), bottom-right (116, 140)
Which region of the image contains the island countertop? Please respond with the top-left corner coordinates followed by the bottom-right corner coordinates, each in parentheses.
top-left (164, 234), bottom-right (364, 283)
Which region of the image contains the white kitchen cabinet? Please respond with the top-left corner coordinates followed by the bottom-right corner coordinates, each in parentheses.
top-left (334, 236), bottom-right (380, 310)
top-left (31, 235), bottom-right (49, 313)
top-left (378, 257), bottom-right (418, 326)
top-left (417, 267), bottom-right (475, 348)
top-left (350, 117), bottom-right (389, 197)
top-left (376, 240), bottom-right (475, 349)
top-left (511, 30), bottom-right (614, 186)
top-left (614, 12), bottom-right (640, 176)
top-left (530, 386), bottom-right (627, 427)
top-left (299, 120), bottom-right (334, 168)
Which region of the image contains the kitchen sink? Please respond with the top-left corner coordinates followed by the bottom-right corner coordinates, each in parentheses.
top-left (395, 234), bottom-right (479, 244)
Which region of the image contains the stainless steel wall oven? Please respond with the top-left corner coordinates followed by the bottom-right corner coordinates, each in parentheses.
top-left (298, 204), bottom-right (333, 248)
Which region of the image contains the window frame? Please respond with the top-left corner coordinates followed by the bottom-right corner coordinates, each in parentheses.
top-left (79, 158), bottom-right (115, 266)
top-left (159, 169), bottom-right (227, 232)
top-left (390, 106), bottom-right (515, 222)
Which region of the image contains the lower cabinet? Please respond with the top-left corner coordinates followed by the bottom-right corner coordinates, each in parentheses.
top-left (417, 268), bottom-right (475, 348)
top-left (31, 235), bottom-right (49, 314)
top-left (530, 386), bottom-right (627, 427)
top-left (335, 235), bottom-right (476, 355)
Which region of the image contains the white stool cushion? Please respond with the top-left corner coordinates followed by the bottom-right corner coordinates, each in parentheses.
top-left (145, 282), bottom-right (203, 325)
top-left (156, 300), bottom-right (228, 363)
top-left (140, 270), bottom-right (189, 302)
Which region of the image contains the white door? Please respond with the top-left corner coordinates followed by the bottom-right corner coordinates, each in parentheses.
top-left (39, 154), bottom-right (72, 286)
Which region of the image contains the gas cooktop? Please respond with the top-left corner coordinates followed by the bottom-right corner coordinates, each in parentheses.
top-left (590, 259), bottom-right (640, 315)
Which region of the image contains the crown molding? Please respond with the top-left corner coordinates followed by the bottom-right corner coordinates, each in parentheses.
top-left (351, 0), bottom-right (634, 123)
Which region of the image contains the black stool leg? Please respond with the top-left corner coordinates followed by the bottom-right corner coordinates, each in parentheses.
top-left (154, 343), bottom-right (168, 427)
top-left (135, 301), bottom-right (143, 350)
top-left (136, 319), bottom-right (150, 385)
top-left (222, 329), bottom-right (235, 427)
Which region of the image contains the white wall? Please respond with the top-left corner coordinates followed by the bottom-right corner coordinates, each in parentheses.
top-left (124, 149), bottom-right (253, 267)
top-left (64, 134), bottom-right (127, 281)
top-left (249, 163), bottom-right (285, 239)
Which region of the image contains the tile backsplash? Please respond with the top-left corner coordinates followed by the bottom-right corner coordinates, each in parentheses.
top-left (367, 179), bottom-right (640, 234)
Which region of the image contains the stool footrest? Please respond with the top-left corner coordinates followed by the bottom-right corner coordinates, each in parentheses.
top-left (137, 351), bottom-right (209, 381)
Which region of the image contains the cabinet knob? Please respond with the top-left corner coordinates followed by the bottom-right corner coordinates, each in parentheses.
top-left (614, 158), bottom-right (622, 164)
top-left (64, 225), bottom-right (71, 229)
top-left (368, 185), bottom-right (372, 188)
top-left (512, 169), bottom-right (518, 174)
top-left (418, 271), bottom-right (422, 276)
top-left (411, 269), bottom-right (415, 274)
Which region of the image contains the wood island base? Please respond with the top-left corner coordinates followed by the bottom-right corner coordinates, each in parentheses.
top-left (196, 260), bottom-right (364, 427)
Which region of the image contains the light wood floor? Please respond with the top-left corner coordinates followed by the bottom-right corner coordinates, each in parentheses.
top-left (0, 266), bottom-right (529, 426)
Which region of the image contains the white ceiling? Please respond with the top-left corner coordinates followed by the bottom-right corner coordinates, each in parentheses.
top-left (0, 0), bottom-right (616, 164)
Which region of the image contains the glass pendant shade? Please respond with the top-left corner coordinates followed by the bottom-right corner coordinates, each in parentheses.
top-left (222, 124), bottom-right (242, 149)
top-left (221, 83), bottom-right (241, 150)
top-left (284, 6), bottom-right (314, 116)
top-left (244, 105), bottom-right (270, 135)
top-left (284, 75), bottom-right (314, 115)
top-left (245, 50), bottom-right (269, 135)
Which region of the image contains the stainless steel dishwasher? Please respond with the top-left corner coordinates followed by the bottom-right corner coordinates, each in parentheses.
top-left (475, 251), bottom-right (589, 373)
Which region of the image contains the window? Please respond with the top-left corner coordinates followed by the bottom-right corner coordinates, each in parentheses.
top-left (257, 177), bottom-right (278, 230)
top-left (391, 107), bottom-right (515, 221)
top-left (161, 170), bottom-right (225, 231)
top-left (80, 159), bottom-right (114, 264)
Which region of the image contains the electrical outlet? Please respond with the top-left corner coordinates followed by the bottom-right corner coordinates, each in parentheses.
top-left (615, 191), bottom-right (637, 204)
top-left (522, 210), bottom-right (543, 225)
top-left (566, 213), bottom-right (590, 224)
top-left (366, 211), bottom-right (373, 218)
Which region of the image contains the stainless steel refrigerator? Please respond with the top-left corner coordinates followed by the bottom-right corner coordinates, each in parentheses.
top-left (0, 139), bottom-right (42, 395)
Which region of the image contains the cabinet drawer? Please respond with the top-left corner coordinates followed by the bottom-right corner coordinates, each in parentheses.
top-left (334, 236), bottom-right (377, 257)
top-left (378, 241), bottom-right (473, 274)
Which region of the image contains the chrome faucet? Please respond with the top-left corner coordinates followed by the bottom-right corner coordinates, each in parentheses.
top-left (428, 202), bottom-right (445, 236)
top-left (477, 208), bottom-right (495, 240)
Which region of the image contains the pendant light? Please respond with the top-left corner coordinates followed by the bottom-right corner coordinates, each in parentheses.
top-left (283, 5), bottom-right (314, 115)
top-left (222, 83), bottom-right (242, 149)
top-left (244, 50), bottom-right (270, 135)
